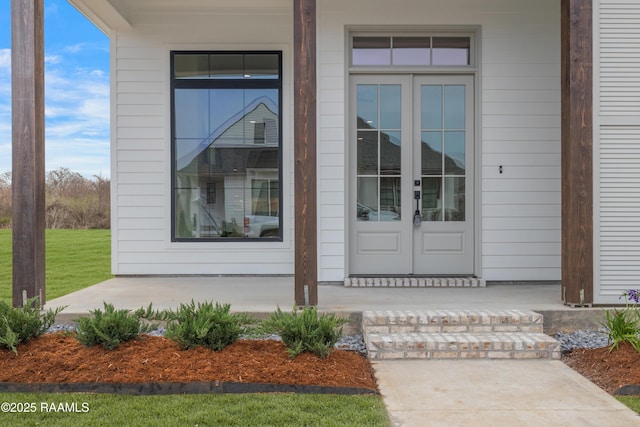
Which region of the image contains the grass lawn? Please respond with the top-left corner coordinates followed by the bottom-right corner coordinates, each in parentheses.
top-left (0, 393), bottom-right (391, 426)
top-left (0, 229), bottom-right (112, 305)
top-left (618, 396), bottom-right (640, 414)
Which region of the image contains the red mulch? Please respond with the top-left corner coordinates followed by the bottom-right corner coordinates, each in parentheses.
top-left (563, 341), bottom-right (640, 394)
top-left (0, 334), bottom-right (377, 391)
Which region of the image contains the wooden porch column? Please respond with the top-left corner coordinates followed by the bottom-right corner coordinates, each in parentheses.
top-left (11, 0), bottom-right (46, 307)
top-left (561, 0), bottom-right (593, 306)
top-left (293, 0), bottom-right (318, 306)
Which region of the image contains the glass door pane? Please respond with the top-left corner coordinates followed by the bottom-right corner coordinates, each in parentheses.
top-left (356, 84), bottom-right (402, 222)
top-left (420, 84), bottom-right (466, 222)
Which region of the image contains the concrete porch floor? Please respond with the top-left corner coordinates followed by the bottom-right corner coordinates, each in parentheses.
top-left (46, 277), bottom-right (604, 332)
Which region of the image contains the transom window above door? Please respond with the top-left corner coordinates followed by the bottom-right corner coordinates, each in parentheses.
top-left (352, 35), bottom-right (472, 67)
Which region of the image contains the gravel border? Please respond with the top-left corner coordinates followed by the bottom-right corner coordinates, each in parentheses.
top-left (46, 324), bottom-right (368, 356)
top-left (552, 330), bottom-right (609, 353)
top-left (50, 324), bottom-right (614, 355)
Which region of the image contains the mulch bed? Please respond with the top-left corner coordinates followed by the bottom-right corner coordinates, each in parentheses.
top-left (563, 341), bottom-right (640, 395)
top-left (0, 334), bottom-right (378, 394)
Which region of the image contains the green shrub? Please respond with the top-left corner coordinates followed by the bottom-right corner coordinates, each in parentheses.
top-left (74, 302), bottom-right (162, 350)
top-left (0, 297), bottom-right (64, 354)
top-left (261, 306), bottom-right (348, 359)
top-left (165, 301), bottom-right (255, 351)
top-left (602, 290), bottom-right (640, 353)
top-left (603, 308), bottom-right (640, 352)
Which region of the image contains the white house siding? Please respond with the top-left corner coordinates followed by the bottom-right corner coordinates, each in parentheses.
top-left (317, 0), bottom-right (561, 281)
top-left (111, 8), bottom-right (294, 275)
top-left (595, 1), bottom-right (640, 303)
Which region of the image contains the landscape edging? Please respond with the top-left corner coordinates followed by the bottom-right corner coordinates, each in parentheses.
top-left (613, 385), bottom-right (640, 396)
top-left (0, 381), bottom-right (378, 396)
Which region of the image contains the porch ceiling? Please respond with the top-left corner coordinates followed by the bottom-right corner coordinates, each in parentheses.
top-left (69, 0), bottom-right (291, 33)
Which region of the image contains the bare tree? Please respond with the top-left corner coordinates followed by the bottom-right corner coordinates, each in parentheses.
top-left (0, 168), bottom-right (110, 229)
top-left (45, 168), bottom-right (111, 229)
top-left (0, 172), bottom-right (11, 228)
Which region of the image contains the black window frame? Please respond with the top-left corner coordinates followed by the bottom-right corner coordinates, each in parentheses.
top-left (170, 50), bottom-right (284, 242)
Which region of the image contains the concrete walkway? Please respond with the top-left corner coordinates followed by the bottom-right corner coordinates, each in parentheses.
top-left (45, 277), bottom-right (640, 426)
top-left (375, 359), bottom-right (639, 427)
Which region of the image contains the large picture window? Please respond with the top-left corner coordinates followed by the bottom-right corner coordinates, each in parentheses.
top-left (171, 52), bottom-right (282, 241)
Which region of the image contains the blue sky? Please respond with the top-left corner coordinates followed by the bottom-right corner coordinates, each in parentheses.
top-left (0, 0), bottom-right (110, 178)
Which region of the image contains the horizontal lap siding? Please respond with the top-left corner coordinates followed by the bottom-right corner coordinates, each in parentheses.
top-left (112, 37), bottom-right (165, 274)
top-left (317, 3), bottom-right (346, 281)
top-left (600, 126), bottom-right (640, 292)
top-left (112, 11), bottom-right (294, 275)
top-left (319, 0), bottom-right (560, 281)
top-left (599, 127), bottom-right (640, 298)
top-left (596, 1), bottom-right (640, 303)
top-left (599, 2), bottom-right (640, 114)
top-left (481, 3), bottom-right (560, 281)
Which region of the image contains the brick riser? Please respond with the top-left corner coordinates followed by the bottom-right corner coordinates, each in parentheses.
top-left (363, 309), bottom-right (544, 334)
top-left (362, 310), bottom-right (560, 361)
top-left (345, 277), bottom-right (485, 288)
top-left (366, 332), bottom-right (560, 360)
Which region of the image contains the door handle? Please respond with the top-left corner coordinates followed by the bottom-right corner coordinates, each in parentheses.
top-left (413, 190), bottom-right (422, 226)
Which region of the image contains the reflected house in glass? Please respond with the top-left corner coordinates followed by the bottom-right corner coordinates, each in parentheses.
top-left (356, 116), bottom-right (464, 222)
top-left (175, 97), bottom-right (279, 239)
top-left (57, 0), bottom-right (628, 304)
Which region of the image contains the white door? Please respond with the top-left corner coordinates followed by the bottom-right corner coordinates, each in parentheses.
top-left (349, 75), bottom-right (474, 275)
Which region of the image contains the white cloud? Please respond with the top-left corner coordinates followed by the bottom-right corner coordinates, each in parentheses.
top-left (0, 51), bottom-right (10, 170)
top-left (44, 2), bottom-right (59, 16)
top-left (90, 69), bottom-right (105, 78)
top-left (0, 58), bottom-right (111, 178)
top-left (63, 44), bottom-right (84, 54)
top-left (0, 49), bottom-right (10, 70)
top-left (46, 137), bottom-right (111, 178)
top-left (45, 55), bottom-right (63, 65)
top-left (0, 10), bottom-right (114, 181)
top-left (41, 65), bottom-right (111, 176)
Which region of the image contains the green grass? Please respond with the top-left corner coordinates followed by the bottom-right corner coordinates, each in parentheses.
top-left (0, 229), bottom-right (112, 305)
top-left (0, 393), bottom-right (391, 426)
top-left (618, 396), bottom-right (640, 414)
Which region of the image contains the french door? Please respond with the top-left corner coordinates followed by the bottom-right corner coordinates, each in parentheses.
top-left (349, 74), bottom-right (474, 275)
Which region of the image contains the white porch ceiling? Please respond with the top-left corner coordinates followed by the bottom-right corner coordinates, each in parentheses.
top-left (69, 0), bottom-right (292, 34)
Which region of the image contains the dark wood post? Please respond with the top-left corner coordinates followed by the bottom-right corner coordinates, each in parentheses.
top-left (561, 0), bottom-right (593, 306)
top-left (11, 0), bottom-right (46, 307)
top-left (293, 0), bottom-right (318, 306)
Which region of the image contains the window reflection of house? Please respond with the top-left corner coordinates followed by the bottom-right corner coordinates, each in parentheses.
top-left (356, 115), bottom-right (465, 222)
top-left (177, 100), bottom-right (279, 238)
top-left (173, 53), bottom-right (282, 240)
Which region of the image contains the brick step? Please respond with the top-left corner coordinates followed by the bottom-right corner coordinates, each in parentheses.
top-left (365, 332), bottom-right (560, 360)
top-left (363, 309), bottom-right (544, 334)
top-left (344, 277), bottom-right (485, 288)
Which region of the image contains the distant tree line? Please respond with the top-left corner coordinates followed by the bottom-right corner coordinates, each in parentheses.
top-left (0, 168), bottom-right (110, 229)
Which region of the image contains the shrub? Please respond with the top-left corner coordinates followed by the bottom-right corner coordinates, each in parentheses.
top-left (0, 298), bottom-right (65, 354)
top-left (602, 290), bottom-right (640, 353)
top-left (165, 301), bottom-right (256, 351)
top-left (74, 302), bottom-right (162, 350)
top-left (261, 306), bottom-right (348, 359)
